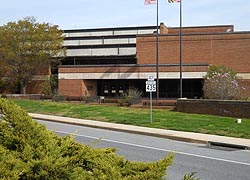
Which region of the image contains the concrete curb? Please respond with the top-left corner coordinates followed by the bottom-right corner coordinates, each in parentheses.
top-left (208, 141), bottom-right (250, 150)
top-left (29, 113), bottom-right (250, 150)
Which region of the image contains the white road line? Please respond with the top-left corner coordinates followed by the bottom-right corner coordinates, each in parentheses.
top-left (54, 130), bottom-right (250, 166)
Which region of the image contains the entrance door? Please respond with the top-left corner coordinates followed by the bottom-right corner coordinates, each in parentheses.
top-left (97, 80), bottom-right (128, 97)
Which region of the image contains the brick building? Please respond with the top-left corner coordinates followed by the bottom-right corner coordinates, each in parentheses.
top-left (58, 23), bottom-right (250, 98)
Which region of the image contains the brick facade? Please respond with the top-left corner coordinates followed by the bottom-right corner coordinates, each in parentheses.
top-left (58, 79), bottom-right (97, 97)
top-left (26, 80), bottom-right (46, 94)
top-left (136, 32), bottom-right (250, 73)
top-left (59, 65), bottom-right (208, 74)
top-left (239, 80), bottom-right (250, 98)
top-left (168, 25), bottom-right (234, 34)
top-left (58, 79), bottom-right (84, 96)
top-left (58, 24), bottom-right (250, 98)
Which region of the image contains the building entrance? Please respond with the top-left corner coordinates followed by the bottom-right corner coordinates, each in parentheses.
top-left (97, 79), bottom-right (203, 99)
top-left (97, 80), bottom-right (129, 97)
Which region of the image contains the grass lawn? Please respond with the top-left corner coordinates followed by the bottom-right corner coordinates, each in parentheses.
top-left (12, 99), bottom-right (250, 139)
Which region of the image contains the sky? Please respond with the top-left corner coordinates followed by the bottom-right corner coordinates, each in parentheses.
top-left (1, 0), bottom-right (250, 31)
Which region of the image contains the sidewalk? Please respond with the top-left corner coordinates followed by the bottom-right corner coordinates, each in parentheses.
top-left (29, 113), bottom-right (250, 150)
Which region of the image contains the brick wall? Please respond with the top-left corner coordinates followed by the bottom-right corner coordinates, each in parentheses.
top-left (58, 79), bottom-right (84, 96)
top-left (83, 80), bottom-right (97, 96)
top-left (27, 80), bottom-right (46, 94)
top-left (25, 64), bottom-right (51, 94)
top-left (58, 79), bottom-right (97, 97)
top-left (239, 79), bottom-right (250, 98)
top-left (177, 99), bottom-right (250, 118)
top-left (59, 65), bottom-right (207, 74)
top-left (168, 25), bottom-right (234, 34)
top-left (211, 39), bottom-right (250, 71)
top-left (136, 31), bottom-right (250, 98)
top-left (136, 32), bottom-right (250, 73)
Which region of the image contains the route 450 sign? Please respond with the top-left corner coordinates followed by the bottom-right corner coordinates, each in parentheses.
top-left (146, 80), bottom-right (156, 92)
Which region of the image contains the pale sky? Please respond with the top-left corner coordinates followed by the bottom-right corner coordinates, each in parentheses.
top-left (1, 0), bottom-right (250, 31)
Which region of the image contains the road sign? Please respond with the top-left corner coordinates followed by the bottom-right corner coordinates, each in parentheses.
top-left (146, 75), bottom-right (156, 124)
top-left (148, 75), bottom-right (155, 81)
top-left (146, 81), bottom-right (156, 85)
top-left (146, 81), bottom-right (156, 92)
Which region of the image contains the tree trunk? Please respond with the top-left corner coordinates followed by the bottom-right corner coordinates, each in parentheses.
top-left (20, 83), bottom-right (27, 94)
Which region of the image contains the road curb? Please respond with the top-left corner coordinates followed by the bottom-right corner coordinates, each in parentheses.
top-left (30, 113), bottom-right (250, 150)
top-left (33, 115), bottom-right (208, 144)
top-left (208, 141), bottom-right (250, 150)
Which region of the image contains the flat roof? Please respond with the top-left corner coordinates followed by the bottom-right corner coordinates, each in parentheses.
top-left (64, 25), bottom-right (157, 33)
top-left (64, 24), bottom-right (234, 33)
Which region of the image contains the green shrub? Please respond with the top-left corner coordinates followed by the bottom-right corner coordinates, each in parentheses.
top-left (118, 88), bottom-right (143, 106)
top-left (182, 172), bottom-right (201, 180)
top-left (41, 75), bottom-right (59, 98)
top-left (0, 98), bottom-right (175, 179)
top-left (53, 95), bottom-right (65, 102)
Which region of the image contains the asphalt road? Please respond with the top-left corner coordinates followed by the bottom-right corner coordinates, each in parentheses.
top-left (37, 120), bottom-right (250, 180)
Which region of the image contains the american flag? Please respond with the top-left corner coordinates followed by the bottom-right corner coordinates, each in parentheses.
top-left (168, 0), bottom-right (181, 3)
top-left (144, 0), bottom-right (157, 5)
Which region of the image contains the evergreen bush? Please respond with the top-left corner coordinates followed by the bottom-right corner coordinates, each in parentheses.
top-left (0, 98), bottom-right (174, 179)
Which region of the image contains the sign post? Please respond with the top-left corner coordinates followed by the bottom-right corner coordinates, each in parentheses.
top-left (150, 91), bottom-right (152, 124)
top-left (146, 75), bottom-right (156, 124)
